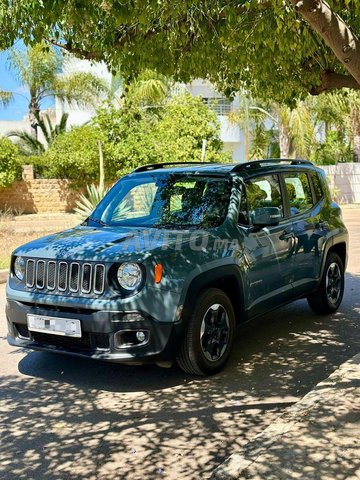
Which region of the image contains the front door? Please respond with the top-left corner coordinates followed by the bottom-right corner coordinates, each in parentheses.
top-left (237, 174), bottom-right (296, 317)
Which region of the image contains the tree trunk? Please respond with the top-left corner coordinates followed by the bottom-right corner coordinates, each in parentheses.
top-left (29, 98), bottom-right (40, 140)
top-left (290, 0), bottom-right (360, 88)
top-left (279, 122), bottom-right (291, 158)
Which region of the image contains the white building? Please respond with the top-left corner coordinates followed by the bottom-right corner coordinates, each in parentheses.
top-left (185, 79), bottom-right (245, 161)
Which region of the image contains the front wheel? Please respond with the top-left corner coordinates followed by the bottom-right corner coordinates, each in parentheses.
top-left (176, 288), bottom-right (236, 375)
top-left (307, 252), bottom-right (345, 315)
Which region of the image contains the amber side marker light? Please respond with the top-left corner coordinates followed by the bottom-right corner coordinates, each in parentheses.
top-left (154, 263), bottom-right (163, 283)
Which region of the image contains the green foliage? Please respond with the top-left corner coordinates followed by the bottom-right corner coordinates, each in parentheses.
top-left (96, 103), bottom-right (158, 177)
top-left (95, 92), bottom-right (229, 180)
top-left (312, 131), bottom-right (353, 165)
top-left (43, 125), bottom-right (103, 182)
top-left (154, 94), bottom-right (229, 163)
top-left (0, 2), bottom-right (357, 102)
top-left (20, 154), bottom-right (47, 178)
top-left (250, 126), bottom-right (276, 160)
top-left (125, 69), bottom-right (171, 107)
top-left (0, 137), bottom-right (20, 188)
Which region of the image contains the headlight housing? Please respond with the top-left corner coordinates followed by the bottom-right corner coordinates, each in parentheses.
top-left (14, 256), bottom-right (26, 281)
top-left (117, 262), bottom-right (143, 291)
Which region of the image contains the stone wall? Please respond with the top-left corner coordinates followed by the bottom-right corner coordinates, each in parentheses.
top-left (0, 166), bottom-right (79, 214)
top-left (322, 163), bottom-right (360, 204)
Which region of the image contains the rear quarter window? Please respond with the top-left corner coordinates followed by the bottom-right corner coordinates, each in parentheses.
top-left (311, 172), bottom-right (324, 203)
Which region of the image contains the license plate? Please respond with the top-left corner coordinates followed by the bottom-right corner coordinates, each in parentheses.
top-left (27, 314), bottom-right (82, 338)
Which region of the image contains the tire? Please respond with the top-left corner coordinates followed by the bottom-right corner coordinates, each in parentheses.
top-left (176, 288), bottom-right (236, 375)
top-left (307, 252), bottom-right (345, 315)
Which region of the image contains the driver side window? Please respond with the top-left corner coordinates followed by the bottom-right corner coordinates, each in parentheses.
top-left (246, 175), bottom-right (284, 222)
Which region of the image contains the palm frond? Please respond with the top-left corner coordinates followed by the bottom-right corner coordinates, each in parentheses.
top-left (54, 72), bottom-right (109, 108)
top-left (33, 111), bottom-right (51, 145)
top-left (7, 130), bottom-right (46, 155)
top-left (56, 113), bottom-right (69, 135)
top-left (0, 90), bottom-right (14, 107)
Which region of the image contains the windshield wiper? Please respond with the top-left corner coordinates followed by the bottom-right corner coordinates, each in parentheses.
top-left (87, 217), bottom-right (108, 227)
top-left (153, 222), bottom-right (197, 229)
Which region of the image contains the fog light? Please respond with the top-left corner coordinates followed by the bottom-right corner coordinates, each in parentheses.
top-left (136, 331), bottom-right (146, 343)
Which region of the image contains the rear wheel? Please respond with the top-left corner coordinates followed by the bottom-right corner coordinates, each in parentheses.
top-left (307, 252), bottom-right (344, 315)
top-left (176, 288), bottom-right (236, 375)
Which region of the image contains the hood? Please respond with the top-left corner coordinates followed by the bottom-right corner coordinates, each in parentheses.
top-left (13, 225), bottom-right (212, 262)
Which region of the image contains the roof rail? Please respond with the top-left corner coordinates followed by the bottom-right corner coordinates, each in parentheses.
top-left (231, 158), bottom-right (313, 174)
top-left (133, 162), bottom-right (217, 173)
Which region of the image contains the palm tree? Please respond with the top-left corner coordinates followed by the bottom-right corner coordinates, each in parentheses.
top-left (229, 97), bottom-right (315, 159)
top-left (7, 112), bottom-right (69, 155)
top-left (275, 102), bottom-right (315, 158)
top-left (309, 90), bottom-right (360, 162)
top-left (0, 43), bottom-right (108, 139)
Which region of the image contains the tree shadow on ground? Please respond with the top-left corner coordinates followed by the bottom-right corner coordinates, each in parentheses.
top-left (1, 273), bottom-right (359, 480)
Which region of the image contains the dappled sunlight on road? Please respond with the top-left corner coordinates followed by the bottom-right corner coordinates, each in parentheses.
top-left (1, 274), bottom-right (360, 479)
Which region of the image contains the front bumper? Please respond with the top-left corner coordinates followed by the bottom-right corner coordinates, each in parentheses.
top-left (6, 299), bottom-right (184, 364)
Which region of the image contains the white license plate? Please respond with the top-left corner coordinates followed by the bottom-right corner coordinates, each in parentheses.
top-left (27, 314), bottom-right (82, 338)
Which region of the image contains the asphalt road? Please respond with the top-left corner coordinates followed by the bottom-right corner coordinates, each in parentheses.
top-left (1, 208), bottom-right (359, 480)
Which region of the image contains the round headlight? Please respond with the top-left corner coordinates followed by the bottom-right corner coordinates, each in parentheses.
top-left (14, 256), bottom-right (25, 281)
top-left (117, 262), bottom-right (142, 291)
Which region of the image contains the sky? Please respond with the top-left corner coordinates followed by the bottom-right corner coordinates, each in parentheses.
top-left (0, 45), bottom-right (54, 121)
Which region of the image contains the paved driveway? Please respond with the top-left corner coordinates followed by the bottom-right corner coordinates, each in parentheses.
top-left (1, 208), bottom-right (359, 480)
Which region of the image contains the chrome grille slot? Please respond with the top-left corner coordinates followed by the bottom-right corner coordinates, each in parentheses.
top-left (81, 263), bottom-right (92, 293)
top-left (36, 260), bottom-right (46, 289)
top-left (24, 259), bottom-right (106, 295)
top-left (94, 264), bottom-right (105, 294)
top-left (58, 262), bottom-right (68, 291)
top-left (26, 259), bottom-right (35, 288)
top-left (69, 263), bottom-right (80, 292)
top-left (47, 261), bottom-right (56, 290)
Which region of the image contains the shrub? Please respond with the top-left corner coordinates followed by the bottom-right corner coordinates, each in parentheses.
top-left (0, 137), bottom-right (20, 188)
top-left (312, 131), bottom-right (352, 165)
top-left (154, 94), bottom-right (230, 163)
top-left (43, 125), bottom-right (103, 183)
top-left (20, 154), bottom-right (47, 178)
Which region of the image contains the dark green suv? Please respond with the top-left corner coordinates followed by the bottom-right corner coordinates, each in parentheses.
top-left (6, 160), bottom-right (348, 375)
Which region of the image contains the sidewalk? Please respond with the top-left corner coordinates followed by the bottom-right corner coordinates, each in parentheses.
top-left (212, 354), bottom-right (360, 480)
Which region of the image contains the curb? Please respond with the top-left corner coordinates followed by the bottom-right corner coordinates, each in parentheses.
top-left (0, 269), bottom-right (8, 284)
top-left (211, 353), bottom-right (360, 479)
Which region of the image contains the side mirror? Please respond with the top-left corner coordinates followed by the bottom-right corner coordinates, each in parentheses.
top-left (252, 207), bottom-right (282, 227)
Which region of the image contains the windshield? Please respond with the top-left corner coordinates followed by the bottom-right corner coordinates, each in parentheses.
top-left (90, 173), bottom-right (231, 229)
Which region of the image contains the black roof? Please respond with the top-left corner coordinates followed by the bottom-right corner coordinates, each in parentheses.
top-left (131, 159), bottom-right (317, 178)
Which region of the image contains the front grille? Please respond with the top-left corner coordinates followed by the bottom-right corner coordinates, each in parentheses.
top-left (25, 259), bottom-right (106, 295)
top-left (32, 332), bottom-right (91, 351)
top-left (31, 332), bottom-right (110, 351)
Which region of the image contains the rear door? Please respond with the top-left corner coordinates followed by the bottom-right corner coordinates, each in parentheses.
top-left (282, 170), bottom-right (325, 294)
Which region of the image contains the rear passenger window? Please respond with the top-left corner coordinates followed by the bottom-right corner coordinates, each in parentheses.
top-left (311, 172), bottom-right (324, 203)
top-left (284, 173), bottom-right (314, 216)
